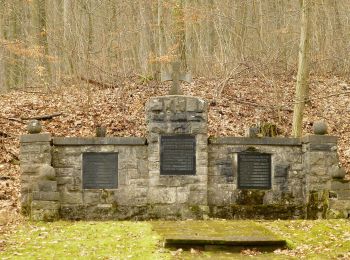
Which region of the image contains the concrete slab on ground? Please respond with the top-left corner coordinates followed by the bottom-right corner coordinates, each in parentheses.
top-left (151, 220), bottom-right (287, 251)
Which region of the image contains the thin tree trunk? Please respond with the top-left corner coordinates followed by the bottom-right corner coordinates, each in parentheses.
top-left (207, 0), bottom-right (215, 57)
top-left (0, 4), bottom-right (7, 92)
top-left (37, 0), bottom-right (51, 80)
top-left (292, 0), bottom-right (312, 137)
top-left (173, 0), bottom-right (187, 69)
top-left (139, 0), bottom-right (154, 75)
top-left (158, 0), bottom-right (167, 75)
top-left (62, 0), bottom-right (73, 74)
top-left (258, 0), bottom-right (264, 50)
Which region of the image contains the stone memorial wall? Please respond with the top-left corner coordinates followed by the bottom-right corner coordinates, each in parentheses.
top-left (19, 95), bottom-right (350, 221)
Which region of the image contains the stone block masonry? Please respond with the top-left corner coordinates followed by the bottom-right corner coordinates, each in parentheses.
top-left (146, 96), bottom-right (209, 219)
top-left (20, 134), bottom-right (59, 221)
top-left (19, 95), bottom-right (350, 221)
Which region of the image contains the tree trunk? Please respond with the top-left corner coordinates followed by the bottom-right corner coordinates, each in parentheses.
top-left (139, 0), bottom-right (155, 75)
top-left (0, 11), bottom-right (6, 93)
top-left (158, 0), bottom-right (167, 75)
top-left (37, 0), bottom-right (51, 80)
top-left (292, 0), bottom-right (312, 138)
top-left (173, 0), bottom-right (187, 69)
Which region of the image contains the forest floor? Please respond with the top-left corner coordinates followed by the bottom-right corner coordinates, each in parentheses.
top-left (0, 73), bottom-right (349, 223)
top-left (0, 220), bottom-right (350, 259)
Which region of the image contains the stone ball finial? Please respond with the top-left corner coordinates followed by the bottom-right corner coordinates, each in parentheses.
top-left (313, 121), bottom-right (328, 135)
top-left (27, 120), bottom-right (42, 134)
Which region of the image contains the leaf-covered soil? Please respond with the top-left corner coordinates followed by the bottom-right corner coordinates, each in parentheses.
top-left (0, 220), bottom-right (349, 259)
top-left (0, 74), bottom-right (349, 217)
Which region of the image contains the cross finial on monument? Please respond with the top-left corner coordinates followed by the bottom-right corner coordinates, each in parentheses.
top-left (161, 61), bottom-right (192, 95)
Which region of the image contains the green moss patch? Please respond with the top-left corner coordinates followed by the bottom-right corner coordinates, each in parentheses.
top-left (152, 220), bottom-right (282, 240)
top-left (0, 221), bottom-right (169, 260)
top-left (152, 220), bottom-right (286, 253)
top-left (1, 220), bottom-right (350, 259)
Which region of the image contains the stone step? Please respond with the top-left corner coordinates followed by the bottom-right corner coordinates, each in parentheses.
top-left (163, 236), bottom-right (287, 251)
top-left (152, 220), bottom-right (287, 252)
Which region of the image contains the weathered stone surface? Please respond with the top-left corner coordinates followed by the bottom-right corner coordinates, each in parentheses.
top-left (33, 191), bottom-right (59, 201)
top-left (53, 137), bottom-right (147, 146)
top-left (309, 144), bottom-right (337, 151)
top-left (27, 120), bottom-right (42, 134)
top-left (31, 208), bottom-right (59, 221)
top-left (327, 209), bottom-right (347, 219)
top-left (60, 192), bottom-right (83, 204)
top-left (158, 176), bottom-right (200, 187)
top-left (291, 164), bottom-right (303, 171)
top-left (209, 137), bottom-right (301, 146)
top-left (31, 200), bottom-right (60, 210)
top-left (331, 180), bottom-right (350, 190)
top-left (57, 175), bottom-right (82, 191)
top-left (20, 144), bottom-right (42, 154)
top-left (302, 135), bottom-right (337, 144)
top-left (331, 166), bottom-right (346, 179)
top-left (20, 153), bottom-right (52, 164)
top-left (210, 205), bottom-right (305, 220)
top-left (329, 199), bottom-right (350, 210)
top-left (21, 164), bottom-right (42, 174)
top-left (114, 188), bottom-right (148, 206)
top-left (149, 99), bottom-right (163, 111)
top-left (55, 168), bottom-right (75, 177)
top-left (38, 181), bottom-right (57, 192)
top-left (148, 188), bottom-right (177, 204)
top-left (313, 121), bottom-right (328, 135)
top-left (175, 97), bottom-right (187, 111)
top-left (146, 96), bottom-right (208, 210)
top-left (335, 190), bottom-right (350, 200)
top-left (152, 112), bottom-right (165, 121)
top-left (57, 176), bottom-right (73, 185)
top-left (186, 98), bottom-right (198, 112)
top-left (18, 94), bottom-right (347, 221)
top-left (20, 133), bottom-right (51, 143)
top-left (38, 164), bottom-right (56, 180)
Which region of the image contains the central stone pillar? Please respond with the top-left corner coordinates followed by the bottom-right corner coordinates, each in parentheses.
top-left (146, 96), bottom-right (208, 219)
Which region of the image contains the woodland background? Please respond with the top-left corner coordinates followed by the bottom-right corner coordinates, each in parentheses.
top-left (1, 0), bottom-right (350, 89)
top-left (0, 0), bottom-right (349, 216)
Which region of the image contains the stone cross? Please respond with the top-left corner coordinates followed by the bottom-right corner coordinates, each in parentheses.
top-left (161, 62), bottom-right (192, 95)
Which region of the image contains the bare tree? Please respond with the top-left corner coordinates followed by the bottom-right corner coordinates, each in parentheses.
top-left (1, 0), bottom-right (350, 92)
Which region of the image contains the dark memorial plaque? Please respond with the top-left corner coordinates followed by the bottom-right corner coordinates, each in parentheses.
top-left (83, 153), bottom-right (118, 189)
top-left (160, 135), bottom-right (196, 175)
top-left (238, 152), bottom-right (271, 189)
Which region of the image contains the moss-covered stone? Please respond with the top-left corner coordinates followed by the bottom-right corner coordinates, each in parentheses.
top-left (326, 209), bottom-right (347, 219)
top-left (307, 190), bottom-right (330, 219)
top-left (210, 205), bottom-right (305, 220)
top-left (236, 190), bottom-right (266, 205)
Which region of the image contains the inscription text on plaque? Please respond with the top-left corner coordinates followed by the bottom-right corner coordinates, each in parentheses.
top-left (160, 135), bottom-right (196, 175)
top-left (83, 152), bottom-right (118, 189)
top-left (238, 152), bottom-right (271, 189)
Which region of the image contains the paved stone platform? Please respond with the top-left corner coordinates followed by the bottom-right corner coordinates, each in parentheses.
top-left (152, 220), bottom-right (287, 252)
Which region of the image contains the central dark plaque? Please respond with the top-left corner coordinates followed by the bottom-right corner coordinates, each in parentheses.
top-left (83, 152), bottom-right (118, 189)
top-left (238, 152), bottom-right (271, 189)
top-left (160, 135), bottom-right (196, 175)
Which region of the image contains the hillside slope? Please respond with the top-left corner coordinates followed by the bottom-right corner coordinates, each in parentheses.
top-left (0, 74), bottom-right (349, 214)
